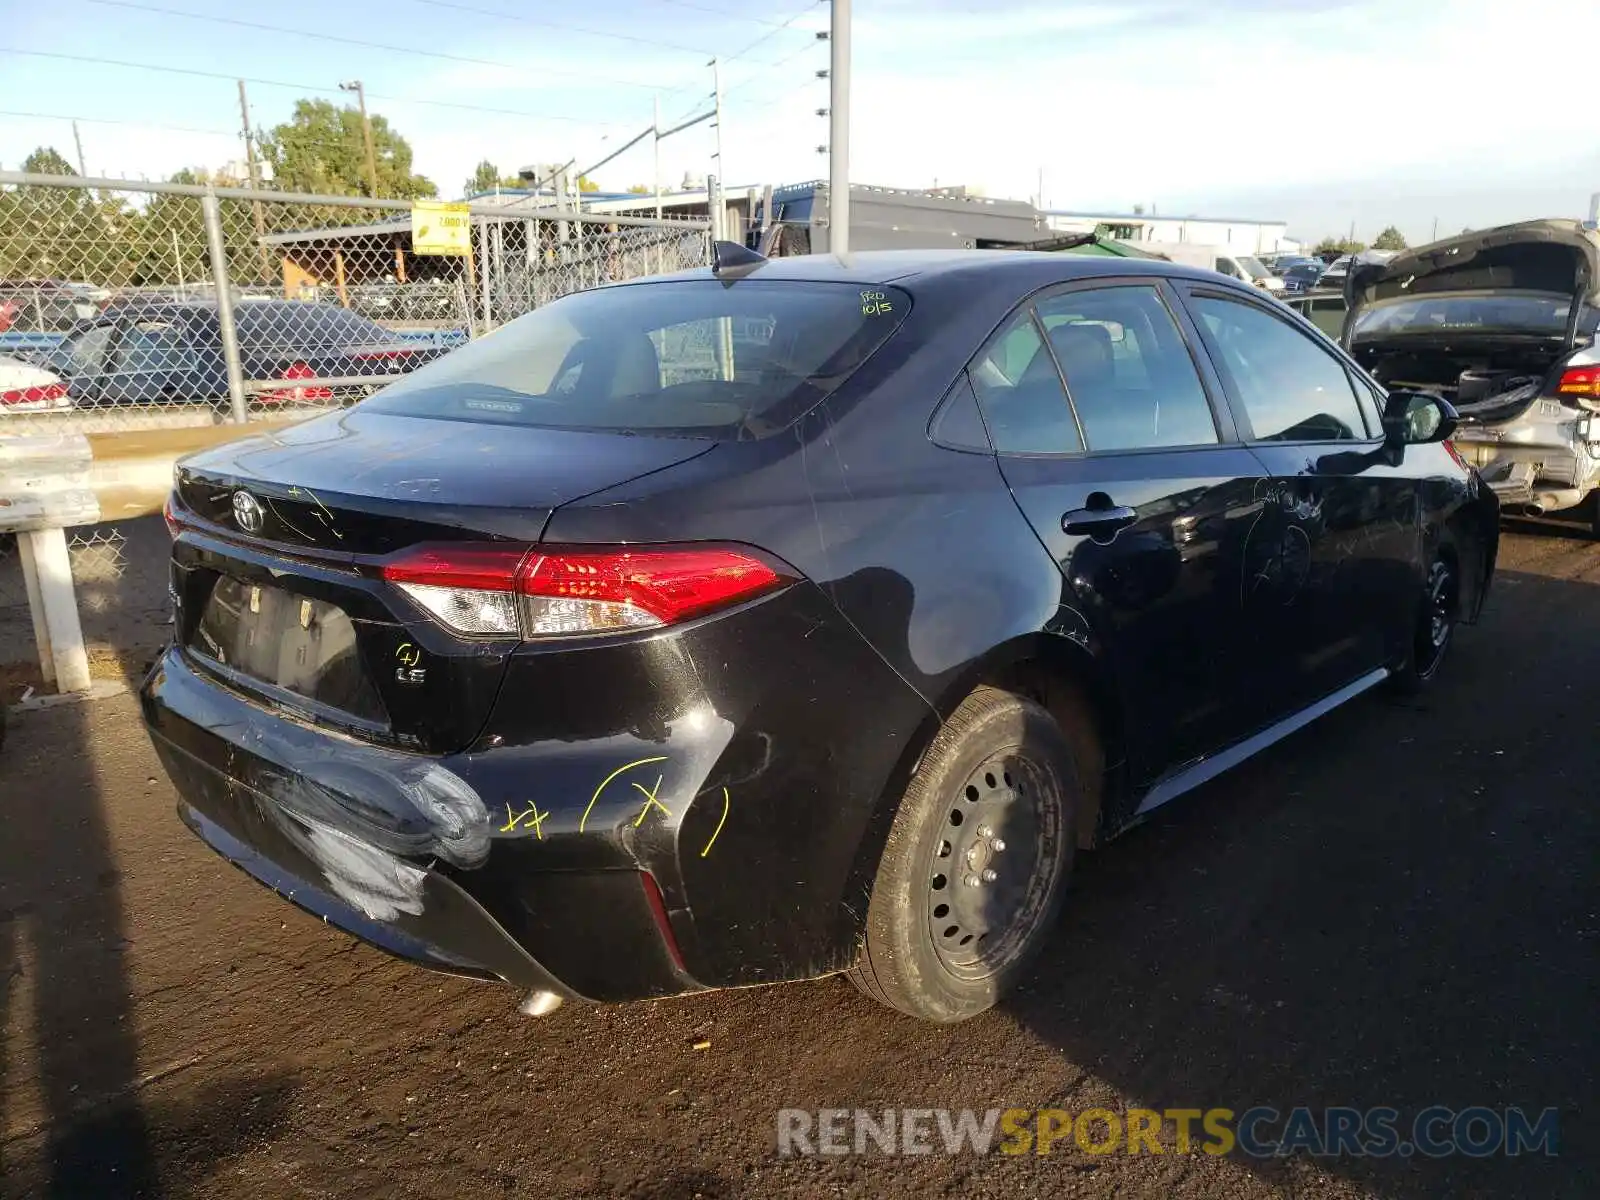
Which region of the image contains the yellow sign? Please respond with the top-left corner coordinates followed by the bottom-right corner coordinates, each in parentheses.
top-left (411, 200), bottom-right (471, 256)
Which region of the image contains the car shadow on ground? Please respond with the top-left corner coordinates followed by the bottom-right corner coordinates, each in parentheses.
top-left (0, 694), bottom-right (299, 1198)
top-left (0, 693), bottom-right (157, 1195)
top-left (1000, 567), bottom-right (1598, 1197)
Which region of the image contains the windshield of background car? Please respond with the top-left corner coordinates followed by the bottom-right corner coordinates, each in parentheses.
top-left (1349, 292), bottom-right (1572, 340)
top-left (361, 279), bottom-right (913, 439)
top-left (1239, 257), bottom-right (1271, 279)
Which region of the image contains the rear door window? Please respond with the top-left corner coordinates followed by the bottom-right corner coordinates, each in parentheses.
top-left (967, 310), bottom-right (1082, 454)
top-left (55, 323), bottom-right (116, 374)
top-left (363, 280), bottom-right (911, 439)
top-left (113, 319), bottom-right (197, 374)
top-left (1035, 286), bottom-right (1218, 450)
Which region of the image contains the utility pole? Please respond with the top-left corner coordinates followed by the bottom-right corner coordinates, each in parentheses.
top-left (71, 121), bottom-right (88, 176)
top-left (829, 0), bottom-right (850, 256)
top-left (340, 79), bottom-right (380, 198)
top-left (1431, 216), bottom-right (1438, 242)
top-left (653, 95), bottom-right (662, 222)
top-left (709, 57), bottom-right (725, 242)
top-left (237, 80), bottom-right (271, 279)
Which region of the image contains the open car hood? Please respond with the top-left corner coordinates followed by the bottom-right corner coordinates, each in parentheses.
top-left (1344, 219), bottom-right (1600, 348)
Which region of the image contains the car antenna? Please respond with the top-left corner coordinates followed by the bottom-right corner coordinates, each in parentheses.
top-left (712, 239), bottom-right (768, 275)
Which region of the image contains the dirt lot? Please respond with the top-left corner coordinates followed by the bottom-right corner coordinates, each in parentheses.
top-left (1, 526), bottom-right (1597, 1199)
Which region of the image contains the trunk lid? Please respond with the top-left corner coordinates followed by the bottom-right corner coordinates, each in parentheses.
top-left (176, 407), bottom-right (715, 553)
top-left (1342, 221), bottom-right (1600, 404)
top-left (1344, 219), bottom-right (1600, 354)
top-left (170, 407), bottom-right (716, 752)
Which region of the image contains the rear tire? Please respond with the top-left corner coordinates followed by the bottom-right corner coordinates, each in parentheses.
top-left (847, 686), bottom-right (1079, 1022)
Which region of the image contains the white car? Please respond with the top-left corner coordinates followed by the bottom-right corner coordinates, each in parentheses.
top-left (0, 354), bottom-right (71, 412)
top-left (1214, 253), bottom-right (1286, 293)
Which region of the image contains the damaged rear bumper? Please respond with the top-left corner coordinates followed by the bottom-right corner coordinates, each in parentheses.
top-left (142, 647), bottom-right (695, 1004)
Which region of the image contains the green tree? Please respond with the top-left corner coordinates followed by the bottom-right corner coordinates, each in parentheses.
top-left (22, 147), bottom-right (77, 177)
top-left (464, 159), bottom-right (524, 195)
top-left (577, 176), bottom-right (601, 193)
top-left (627, 184), bottom-right (651, 194)
top-left (259, 99), bottom-right (436, 199)
top-left (1313, 235), bottom-right (1367, 256)
top-left (0, 146), bottom-right (137, 286)
top-left (1372, 225), bottom-right (1408, 252)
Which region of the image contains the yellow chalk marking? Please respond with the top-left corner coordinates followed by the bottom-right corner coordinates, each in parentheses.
top-left (631, 776), bottom-right (671, 827)
top-left (699, 787), bottom-right (730, 858)
top-left (500, 802), bottom-right (534, 832)
top-left (580, 756), bottom-right (669, 833)
top-left (499, 802), bottom-right (550, 838)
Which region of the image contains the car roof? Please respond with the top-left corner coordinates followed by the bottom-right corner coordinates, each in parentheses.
top-left (650, 248), bottom-right (1244, 291)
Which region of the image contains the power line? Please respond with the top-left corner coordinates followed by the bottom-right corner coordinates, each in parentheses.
top-left (0, 48), bottom-right (621, 126)
top-left (720, 0), bottom-right (825, 68)
top-left (404, 0), bottom-right (793, 63)
top-left (654, 0), bottom-right (822, 113)
top-left (652, 0), bottom-right (808, 29)
top-left (80, 0), bottom-right (679, 93)
top-left (0, 110), bottom-right (237, 138)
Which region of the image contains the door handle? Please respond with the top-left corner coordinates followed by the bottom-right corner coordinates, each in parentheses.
top-left (1062, 503), bottom-right (1138, 538)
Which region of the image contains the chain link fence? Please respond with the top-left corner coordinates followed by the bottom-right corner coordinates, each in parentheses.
top-left (0, 173), bottom-right (711, 433)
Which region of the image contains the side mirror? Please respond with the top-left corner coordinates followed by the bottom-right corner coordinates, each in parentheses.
top-left (1382, 390), bottom-right (1458, 445)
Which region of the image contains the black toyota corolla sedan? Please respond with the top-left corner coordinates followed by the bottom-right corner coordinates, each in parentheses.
top-left (144, 245), bottom-right (1498, 1023)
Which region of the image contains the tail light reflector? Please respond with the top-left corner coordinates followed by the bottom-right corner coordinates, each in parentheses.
top-left (264, 362), bottom-right (332, 404)
top-left (162, 493), bottom-right (183, 538)
top-left (1556, 366), bottom-right (1600, 399)
top-left (380, 543), bottom-right (791, 638)
top-left (1, 381), bottom-right (68, 407)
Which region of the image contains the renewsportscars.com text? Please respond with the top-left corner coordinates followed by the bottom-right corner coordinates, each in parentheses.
top-left (776, 1106), bottom-right (1559, 1159)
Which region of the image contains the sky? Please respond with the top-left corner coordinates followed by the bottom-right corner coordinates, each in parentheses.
top-left (1, 0), bottom-right (1597, 246)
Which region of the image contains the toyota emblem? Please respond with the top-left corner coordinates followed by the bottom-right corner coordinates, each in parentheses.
top-left (232, 489), bottom-right (264, 534)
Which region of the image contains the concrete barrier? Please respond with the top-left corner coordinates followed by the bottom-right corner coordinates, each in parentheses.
top-left (2, 412), bottom-right (318, 693)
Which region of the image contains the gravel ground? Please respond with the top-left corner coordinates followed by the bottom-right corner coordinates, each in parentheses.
top-left (0, 526), bottom-right (1596, 1199)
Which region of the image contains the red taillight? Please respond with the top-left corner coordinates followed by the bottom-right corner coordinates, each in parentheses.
top-left (162, 493), bottom-right (183, 538)
top-left (263, 362), bottom-right (332, 404)
top-left (522, 547), bottom-right (786, 625)
top-left (379, 543), bottom-right (791, 638)
top-left (1557, 366), bottom-right (1600, 399)
top-left (0, 381), bottom-right (68, 407)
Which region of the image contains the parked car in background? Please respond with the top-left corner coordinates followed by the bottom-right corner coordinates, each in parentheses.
top-left (0, 353), bottom-right (71, 413)
top-left (1318, 255), bottom-right (1354, 290)
top-left (0, 279), bottom-right (98, 334)
top-left (1345, 219), bottom-right (1600, 531)
top-left (1213, 253), bottom-right (1285, 293)
top-left (36, 299), bottom-right (446, 407)
top-left (1280, 261), bottom-right (1327, 293)
top-left (147, 243), bottom-right (1497, 1026)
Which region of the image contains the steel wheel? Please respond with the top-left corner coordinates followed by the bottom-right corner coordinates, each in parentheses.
top-left (1415, 555), bottom-right (1458, 680)
top-left (928, 751), bottom-right (1059, 981)
top-left (848, 685), bottom-right (1079, 1022)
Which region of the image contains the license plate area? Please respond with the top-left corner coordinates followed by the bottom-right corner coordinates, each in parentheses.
top-left (189, 576), bottom-right (387, 722)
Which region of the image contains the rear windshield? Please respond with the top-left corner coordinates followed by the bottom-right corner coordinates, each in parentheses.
top-left (1349, 292), bottom-right (1571, 339)
top-left (360, 279), bottom-right (911, 439)
top-left (1239, 256), bottom-right (1270, 279)
top-left (235, 303), bottom-right (393, 348)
